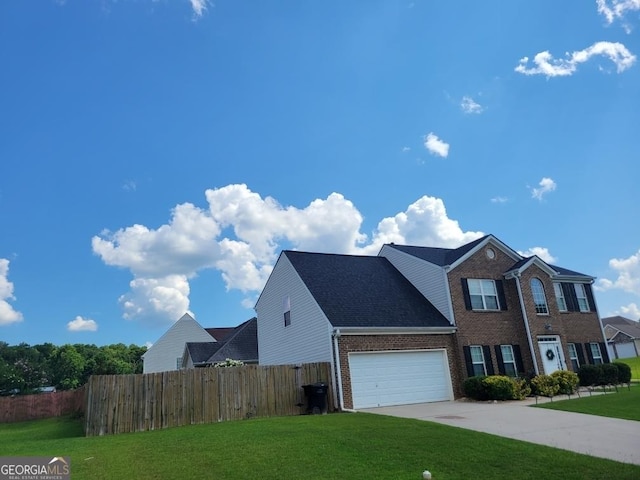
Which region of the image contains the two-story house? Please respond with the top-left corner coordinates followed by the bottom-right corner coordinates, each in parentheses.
top-left (256, 235), bottom-right (609, 410)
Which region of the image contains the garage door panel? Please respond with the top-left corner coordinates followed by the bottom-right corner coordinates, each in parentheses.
top-left (616, 342), bottom-right (637, 359)
top-left (349, 350), bottom-right (452, 409)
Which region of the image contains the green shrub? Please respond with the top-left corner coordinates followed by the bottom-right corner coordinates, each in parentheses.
top-left (601, 363), bottom-right (619, 385)
top-left (463, 376), bottom-right (488, 400)
top-left (212, 358), bottom-right (245, 368)
top-left (530, 374), bottom-right (560, 397)
top-left (577, 364), bottom-right (603, 386)
top-left (482, 375), bottom-right (516, 401)
top-left (512, 377), bottom-right (531, 400)
top-left (550, 370), bottom-right (579, 395)
top-left (613, 361), bottom-right (632, 384)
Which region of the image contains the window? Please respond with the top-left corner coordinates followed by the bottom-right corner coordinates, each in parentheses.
top-left (554, 283), bottom-right (567, 312)
top-left (283, 296), bottom-right (291, 327)
top-left (574, 284), bottom-right (590, 312)
top-left (567, 343), bottom-right (580, 371)
top-left (530, 278), bottom-right (548, 314)
top-left (468, 279), bottom-right (500, 310)
top-left (176, 357), bottom-right (182, 369)
top-left (470, 346), bottom-right (487, 376)
top-left (500, 345), bottom-right (518, 377)
top-left (589, 343), bottom-right (603, 364)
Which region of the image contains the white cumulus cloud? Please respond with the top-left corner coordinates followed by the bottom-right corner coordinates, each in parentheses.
top-left (423, 133), bottom-right (450, 158)
top-left (0, 259), bottom-right (23, 326)
top-left (597, 0), bottom-right (640, 32)
top-left (618, 302), bottom-right (640, 320)
top-left (597, 249), bottom-right (640, 295)
top-left (531, 177), bottom-right (557, 200)
top-left (515, 41), bottom-right (636, 77)
top-left (67, 316), bottom-right (98, 332)
top-left (94, 185), bottom-right (483, 324)
top-left (490, 196), bottom-right (508, 204)
top-left (461, 96), bottom-right (483, 114)
top-left (189, 0), bottom-right (209, 18)
top-left (517, 247), bottom-right (557, 264)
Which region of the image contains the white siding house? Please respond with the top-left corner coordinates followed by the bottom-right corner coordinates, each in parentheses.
top-left (256, 253), bottom-right (333, 365)
top-left (142, 313), bottom-right (215, 373)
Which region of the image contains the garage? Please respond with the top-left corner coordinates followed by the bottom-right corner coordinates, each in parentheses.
top-left (348, 350), bottom-right (452, 409)
top-left (614, 342), bottom-right (637, 359)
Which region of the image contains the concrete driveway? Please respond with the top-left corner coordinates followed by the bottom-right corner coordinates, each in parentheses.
top-left (360, 395), bottom-right (640, 465)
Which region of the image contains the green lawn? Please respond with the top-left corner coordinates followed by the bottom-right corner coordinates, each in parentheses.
top-left (536, 384), bottom-right (640, 421)
top-left (617, 356), bottom-right (640, 381)
top-left (1, 413), bottom-right (639, 480)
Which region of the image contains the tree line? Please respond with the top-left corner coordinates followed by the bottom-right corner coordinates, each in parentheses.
top-left (0, 342), bottom-right (147, 394)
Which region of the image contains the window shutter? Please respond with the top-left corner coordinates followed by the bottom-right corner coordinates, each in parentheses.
top-left (461, 278), bottom-right (472, 310)
top-left (483, 345), bottom-right (494, 375)
top-left (562, 283), bottom-right (578, 312)
top-left (512, 345), bottom-right (524, 375)
top-left (463, 346), bottom-right (474, 376)
top-left (494, 345), bottom-right (505, 375)
top-left (584, 343), bottom-right (594, 364)
top-left (599, 342), bottom-right (610, 363)
top-left (496, 280), bottom-right (507, 311)
top-left (585, 284), bottom-right (596, 313)
top-left (575, 343), bottom-right (586, 367)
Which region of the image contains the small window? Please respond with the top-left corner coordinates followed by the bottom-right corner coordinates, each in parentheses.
top-left (554, 283), bottom-right (567, 312)
top-left (530, 278), bottom-right (548, 314)
top-left (590, 343), bottom-right (603, 364)
top-left (567, 343), bottom-right (580, 371)
top-left (468, 279), bottom-right (500, 310)
top-left (574, 284), bottom-right (590, 312)
top-left (176, 357), bottom-right (182, 369)
top-left (283, 296), bottom-right (291, 327)
top-left (470, 345), bottom-right (487, 376)
top-left (499, 345), bottom-right (518, 377)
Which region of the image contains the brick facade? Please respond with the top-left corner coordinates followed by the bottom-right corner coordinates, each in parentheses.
top-left (336, 334), bottom-right (459, 409)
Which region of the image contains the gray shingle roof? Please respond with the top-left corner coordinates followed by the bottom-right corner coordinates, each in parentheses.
top-left (284, 251), bottom-right (451, 328)
top-left (602, 316), bottom-right (640, 339)
top-left (185, 342), bottom-right (222, 365)
top-left (387, 235), bottom-right (489, 266)
top-left (207, 317), bottom-right (258, 363)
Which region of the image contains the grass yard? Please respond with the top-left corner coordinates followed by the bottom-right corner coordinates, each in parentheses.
top-left (1, 413), bottom-right (639, 480)
top-left (617, 356), bottom-right (640, 381)
top-left (536, 384), bottom-right (640, 421)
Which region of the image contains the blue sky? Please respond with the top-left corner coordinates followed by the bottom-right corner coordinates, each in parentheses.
top-left (1, 0), bottom-right (639, 348)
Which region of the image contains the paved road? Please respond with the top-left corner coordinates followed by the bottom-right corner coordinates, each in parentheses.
top-left (360, 395), bottom-right (640, 465)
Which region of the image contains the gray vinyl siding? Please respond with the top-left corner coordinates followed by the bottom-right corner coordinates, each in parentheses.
top-left (142, 315), bottom-right (214, 374)
top-left (256, 254), bottom-right (333, 366)
top-left (379, 245), bottom-right (453, 322)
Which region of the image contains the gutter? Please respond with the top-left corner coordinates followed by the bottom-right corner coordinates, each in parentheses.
top-left (332, 329), bottom-right (346, 411)
top-left (335, 326), bottom-right (457, 336)
top-left (515, 273), bottom-right (539, 376)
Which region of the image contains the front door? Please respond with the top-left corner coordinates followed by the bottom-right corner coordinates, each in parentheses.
top-left (537, 336), bottom-right (565, 374)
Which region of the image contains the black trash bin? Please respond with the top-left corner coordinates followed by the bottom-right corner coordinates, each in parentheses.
top-left (302, 382), bottom-right (328, 414)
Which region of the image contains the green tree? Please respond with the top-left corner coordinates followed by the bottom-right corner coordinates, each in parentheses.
top-left (50, 345), bottom-right (85, 390)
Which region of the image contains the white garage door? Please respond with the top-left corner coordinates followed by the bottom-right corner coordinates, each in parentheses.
top-left (615, 342), bottom-right (637, 359)
top-left (349, 350), bottom-right (452, 409)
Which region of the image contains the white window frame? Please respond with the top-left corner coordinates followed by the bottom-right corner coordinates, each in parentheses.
top-left (500, 345), bottom-right (518, 377)
top-left (574, 284), bottom-right (590, 312)
top-left (567, 343), bottom-right (580, 371)
top-left (468, 279), bottom-right (500, 311)
top-left (590, 343), bottom-right (603, 365)
top-left (553, 283), bottom-right (567, 312)
top-left (470, 345), bottom-right (487, 376)
top-left (530, 278), bottom-right (549, 315)
top-left (176, 357), bottom-right (182, 369)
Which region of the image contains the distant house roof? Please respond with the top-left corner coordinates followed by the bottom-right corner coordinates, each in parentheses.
top-left (205, 327), bottom-right (235, 342)
top-left (207, 318), bottom-right (258, 364)
top-left (184, 342), bottom-right (222, 366)
top-left (602, 316), bottom-right (640, 340)
top-left (284, 251), bottom-right (451, 329)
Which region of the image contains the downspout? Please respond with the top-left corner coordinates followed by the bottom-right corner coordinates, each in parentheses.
top-left (332, 329), bottom-right (347, 411)
top-left (515, 273), bottom-right (539, 375)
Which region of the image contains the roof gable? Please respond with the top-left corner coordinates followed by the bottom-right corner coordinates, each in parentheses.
top-left (142, 313), bottom-right (212, 358)
top-left (284, 251), bottom-right (451, 329)
top-left (602, 316), bottom-right (640, 339)
top-left (207, 317), bottom-right (258, 363)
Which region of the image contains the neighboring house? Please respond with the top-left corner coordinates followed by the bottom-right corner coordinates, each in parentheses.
top-left (142, 313), bottom-right (217, 374)
top-left (256, 234), bottom-right (609, 410)
top-left (602, 316), bottom-right (640, 359)
top-left (182, 317), bottom-right (258, 368)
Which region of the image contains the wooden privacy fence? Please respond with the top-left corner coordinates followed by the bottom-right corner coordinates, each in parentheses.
top-left (85, 362), bottom-right (333, 436)
top-left (0, 387), bottom-right (86, 424)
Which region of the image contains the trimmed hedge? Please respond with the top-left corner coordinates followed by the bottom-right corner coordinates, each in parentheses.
top-left (550, 370), bottom-right (579, 395)
top-left (613, 361), bottom-right (632, 384)
top-left (578, 364), bottom-right (603, 387)
top-left (463, 375), bottom-right (530, 401)
top-left (530, 374), bottom-right (560, 397)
